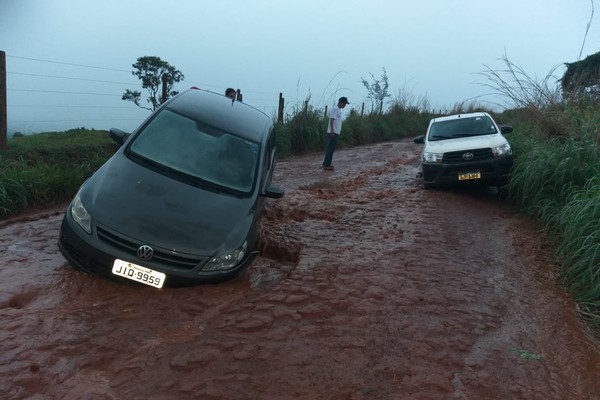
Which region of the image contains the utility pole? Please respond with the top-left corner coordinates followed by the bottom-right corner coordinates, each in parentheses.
top-left (0, 51), bottom-right (7, 150)
top-left (161, 73), bottom-right (168, 104)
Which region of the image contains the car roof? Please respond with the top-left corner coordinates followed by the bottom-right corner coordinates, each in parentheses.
top-left (431, 111), bottom-right (491, 123)
top-left (163, 88), bottom-right (273, 142)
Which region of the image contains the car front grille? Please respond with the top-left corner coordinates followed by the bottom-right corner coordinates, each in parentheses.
top-left (443, 148), bottom-right (493, 163)
top-left (96, 226), bottom-right (205, 270)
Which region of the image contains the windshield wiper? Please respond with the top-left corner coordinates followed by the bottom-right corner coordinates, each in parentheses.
top-left (129, 152), bottom-right (174, 173)
top-left (184, 175), bottom-right (246, 198)
top-left (128, 152), bottom-right (246, 198)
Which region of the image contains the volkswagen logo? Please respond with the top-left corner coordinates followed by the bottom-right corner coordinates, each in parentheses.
top-left (462, 152), bottom-right (474, 161)
top-left (137, 245), bottom-right (154, 261)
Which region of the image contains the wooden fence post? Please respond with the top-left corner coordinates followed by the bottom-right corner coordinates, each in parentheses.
top-left (0, 51), bottom-right (7, 150)
top-left (324, 105), bottom-right (328, 119)
top-left (277, 93), bottom-right (284, 123)
top-left (161, 73), bottom-right (168, 104)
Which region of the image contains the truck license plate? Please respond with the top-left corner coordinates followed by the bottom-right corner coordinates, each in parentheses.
top-left (458, 172), bottom-right (481, 181)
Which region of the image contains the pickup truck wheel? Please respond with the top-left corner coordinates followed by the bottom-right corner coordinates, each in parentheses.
top-left (497, 185), bottom-right (509, 199)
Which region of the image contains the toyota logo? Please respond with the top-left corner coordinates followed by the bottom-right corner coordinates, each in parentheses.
top-left (462, 152), bottom-right (474, 161)
top-left (137, 245), bottom-right (154, 261)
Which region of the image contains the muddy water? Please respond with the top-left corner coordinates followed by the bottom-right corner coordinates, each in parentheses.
top-left (1, 140), bottom-right (600, 400)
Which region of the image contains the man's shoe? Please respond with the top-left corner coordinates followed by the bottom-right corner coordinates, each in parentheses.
top-left (323, 165), bottom-right (334, 171)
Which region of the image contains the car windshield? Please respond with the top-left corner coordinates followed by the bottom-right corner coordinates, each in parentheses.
top-left (128, 108), bottom-right (259, 194)
top-left (428, 116), bottom-right (497, 141)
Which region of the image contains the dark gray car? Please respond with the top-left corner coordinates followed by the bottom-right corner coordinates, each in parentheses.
top-left (59, 89), bottom-right (284, 288)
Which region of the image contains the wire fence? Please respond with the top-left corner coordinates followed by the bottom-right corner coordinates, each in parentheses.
top-left (5, 54), bottom-right (283, 134)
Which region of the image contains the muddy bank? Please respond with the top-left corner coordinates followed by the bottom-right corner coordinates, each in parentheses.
top-left (1, 140), bottom-right (599, 399)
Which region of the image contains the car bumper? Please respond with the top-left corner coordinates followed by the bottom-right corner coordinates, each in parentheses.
top-left (58, 212), bottom-right (255, 287)
top-left (421, 155), bottom-right (513, 187)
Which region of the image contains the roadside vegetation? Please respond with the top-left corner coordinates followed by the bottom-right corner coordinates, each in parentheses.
top-left (1, 53), bottom-right (599, 335)
top-left (0, 129), bottom-right (117, 217)
top-left (482, 54), bottom-right (600, 333)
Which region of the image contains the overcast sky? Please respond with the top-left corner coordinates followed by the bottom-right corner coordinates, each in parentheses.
top-left (1, 0), bottom-right (598, 133)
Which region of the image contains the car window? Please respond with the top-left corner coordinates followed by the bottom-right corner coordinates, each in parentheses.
top-left (428, 116), bottom-right (497, 141)
top-left (128, 108), bottom-right (259, 193)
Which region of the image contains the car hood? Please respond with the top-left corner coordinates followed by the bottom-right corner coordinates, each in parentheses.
top-left (80, 152), bottom-right (256, 255)
top-left (425, 134), bottom-right (508, 153)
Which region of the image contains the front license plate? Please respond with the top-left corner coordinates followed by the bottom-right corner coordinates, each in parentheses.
top-left (112, 259), bottom-right (165, 289)
top-left (458, 172), bottom-right (481, 181)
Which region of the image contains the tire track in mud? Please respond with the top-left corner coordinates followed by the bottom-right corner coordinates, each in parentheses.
top-left (1, 140), bottom-right (600, 399)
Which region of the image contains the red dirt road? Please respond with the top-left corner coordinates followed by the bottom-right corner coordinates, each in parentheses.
top-left (1, 139), bottom-right (600, 399)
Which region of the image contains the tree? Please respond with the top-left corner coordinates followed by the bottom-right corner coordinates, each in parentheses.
top-left (122, 56), bottom-right (184, 111)
top-left (361, 67), bottom-right (391, 114)
top-left (561, 51), bottom-right (600, 100)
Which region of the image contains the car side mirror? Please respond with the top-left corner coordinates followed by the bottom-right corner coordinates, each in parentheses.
top-left (110, 128), bottom-right (130, 146)
top-left (413, 135), bottom-right (425, 144)
top-left (263, 184), bottom-right (284, 199)
top-left (499, 125), bottom-right (513, 135)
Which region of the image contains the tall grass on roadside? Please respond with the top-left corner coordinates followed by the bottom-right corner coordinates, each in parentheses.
top-left (342, 94), bottom-right (432, 145)
top-left (506, 127), bottom-right (600, 329)
top-left (483, 54), bottom-right (600, 331)
top-left (479, 55), bottom-right (566, 138)
top-left (557, 178), bottom-right (600, 325)
top-left (0, 129), bottom-right (116, 218)
top-left (274, 93), bottom-right (432, 158)
top-left (0, 178), bottom-right (27, 215)
top-left (286, 100), bottom-right (327, 155)
top-left (506, 132), bottom-right (600, 225)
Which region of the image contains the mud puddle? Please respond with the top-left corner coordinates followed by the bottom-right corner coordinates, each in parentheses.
top-left (1, 139), bottom-right (600, 400)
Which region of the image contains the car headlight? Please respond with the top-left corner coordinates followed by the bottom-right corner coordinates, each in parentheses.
top-left (492, 143), bottom-right (512, 157)
top-left (70, 191), bottom-right (91, 234)
top-left (423, 151), bottom-right (443, 163)
top-left (202, 241), bottom-right (247, 272)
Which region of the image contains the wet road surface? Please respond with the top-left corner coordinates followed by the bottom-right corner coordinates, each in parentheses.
top-left (1, 139), bottom-right (600, 399)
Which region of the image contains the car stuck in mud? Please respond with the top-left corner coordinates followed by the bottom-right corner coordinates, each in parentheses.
top-left (59, 89), bottom-right (284, 288)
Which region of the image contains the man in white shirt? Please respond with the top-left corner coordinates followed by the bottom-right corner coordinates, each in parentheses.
top-left (322, 96), bottom-right (349, 171)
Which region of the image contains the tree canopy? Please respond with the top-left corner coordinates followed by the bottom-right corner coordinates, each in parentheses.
top-left (122, 56), bottom-right (184, 111)
top-left (561, 51), bottom-right (600, 99)
top-left (361, 67), bottom-right (391, 114)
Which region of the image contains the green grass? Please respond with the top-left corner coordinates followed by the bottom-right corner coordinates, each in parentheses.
top-left (0, 129), bottom-right (117, 217)
top-left (274, 97), bottom-right (431, 157)
top-left (502, 103), bottom-right (600, 331)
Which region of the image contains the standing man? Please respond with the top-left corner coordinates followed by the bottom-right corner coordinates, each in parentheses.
top-left (322, 96), bottom-right (349, 171)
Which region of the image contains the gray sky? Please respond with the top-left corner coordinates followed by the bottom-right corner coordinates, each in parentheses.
top-left (1, 0), bottom-right (598, 133)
